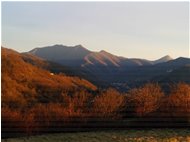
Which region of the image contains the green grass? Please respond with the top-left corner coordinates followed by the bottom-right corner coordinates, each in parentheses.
top-left (2, 129), bottom-right (190, 142)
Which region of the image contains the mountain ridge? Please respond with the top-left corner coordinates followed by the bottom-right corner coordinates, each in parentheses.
top-left (153, 55), bottom-right (173, 64)
top-left (27, 44), bottom-right (174, 67)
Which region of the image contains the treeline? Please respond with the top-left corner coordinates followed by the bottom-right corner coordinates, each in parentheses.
top-left (2, 82), bottom-right (190, 137)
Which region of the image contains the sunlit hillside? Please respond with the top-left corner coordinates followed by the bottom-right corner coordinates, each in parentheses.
top-left (2, 47), bottom-right (97, 108)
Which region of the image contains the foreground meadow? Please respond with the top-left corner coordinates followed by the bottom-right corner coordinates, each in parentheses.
top-left (2, 129), bottom-right (190, 142)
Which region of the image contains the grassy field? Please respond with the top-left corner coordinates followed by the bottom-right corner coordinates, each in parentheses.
top-left (2, 129), bottom-right (190, 142)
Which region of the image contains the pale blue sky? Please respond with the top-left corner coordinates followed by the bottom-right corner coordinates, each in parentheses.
top-left (2, 2), bottom-right (189, 59)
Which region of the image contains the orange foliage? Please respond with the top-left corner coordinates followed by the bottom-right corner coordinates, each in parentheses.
top-left (2, 83), bottom-right (190, 136)
top-left (162, 83), bottom-right (190, 119)
top-left (2, 47), bottom-right (97, 108)
top-left (93, 88), bottom-right (125, 118)
top-left (128, 83), bottom-right (164, 117)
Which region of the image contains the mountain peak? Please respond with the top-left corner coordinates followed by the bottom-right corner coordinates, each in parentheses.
top-left (99, 50), bottom-right (107, 53)
top-left (160, 55), bottom-right (173, 61)
top-left (153, 55), bottom-right (173, 64)
top-left (99, 50), bottom-right (111, 55)
top-left (28, 44), bottom-right (91, 63)
top-left (74, 44), bottom-right (83, 48)
top-left (163, 55), bottom-right (172, 59)
top-left (73, 44), bottom-right (90, 52)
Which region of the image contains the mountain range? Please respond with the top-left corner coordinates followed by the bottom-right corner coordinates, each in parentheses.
top-left (26, 44), bottom-right (190, 90)
top-left (28, 44), bottom-right (173, 67)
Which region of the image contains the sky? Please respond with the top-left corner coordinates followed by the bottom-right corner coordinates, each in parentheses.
top-left (2, 2), bottom-right (189, 60)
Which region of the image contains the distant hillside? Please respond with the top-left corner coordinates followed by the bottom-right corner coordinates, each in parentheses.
top-left (29, 44), bottom-right (90, 60)
top-left (26, 44), bottom-right (190, 87)
top-left (26, 44), bottom-right (181, 86)
top-left (28, 44), bottom-right (172, 68)
top-left (2, 47), bottom-right (97, 107)
top-left (167, 64), bottom-right (190, 82)
top-left (28, 44), bottom-right (91, 66)
top-left (152, 64), bottom-right (190, 84)
top-left (22, 52), bottom-right (86, 77)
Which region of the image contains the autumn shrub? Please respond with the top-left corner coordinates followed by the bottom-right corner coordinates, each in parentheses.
top-left (128, 83), bottom-right (164, 117)
top-left (71, 90), bottom-right (93, 117)
top-left (161, 83), bottom-right (190, 122)
top-left (92, 88), bottom-right (125, 118)
top-left (30, 104), bottom-right (52, 131)
top-left (29, 103), bottom-right (68, 132)
top-left (22, 111), bottom-right (37, 136)
top-left (1, 75), bottom-right (28, 108)
top-left (2, 82), bottom-right (190, 138)
top-left (24, 90), bottom-right (93, 133)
